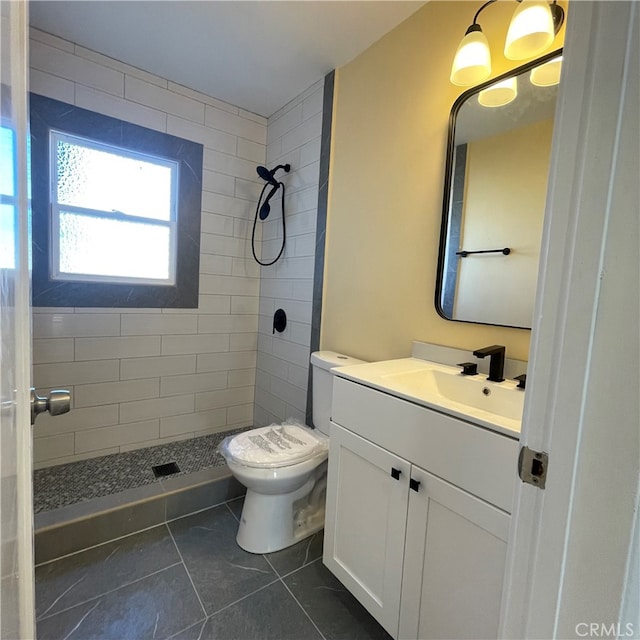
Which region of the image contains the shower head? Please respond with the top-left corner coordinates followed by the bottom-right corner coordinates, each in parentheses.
top-left (256, 163), bottom-right (291, 187)
top-left (257, 165), bottom-right (276, 185)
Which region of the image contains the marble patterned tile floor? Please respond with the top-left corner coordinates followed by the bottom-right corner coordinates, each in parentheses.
top-left (35, 497), bottom-right (392, 640)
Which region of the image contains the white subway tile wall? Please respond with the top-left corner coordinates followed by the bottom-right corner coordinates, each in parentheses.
top-left (254, 80), bottom-right (324, 427)
top-left (30, 30), bottom-right (324, 468)
top-left (30, 29), bottom-right (269, 468)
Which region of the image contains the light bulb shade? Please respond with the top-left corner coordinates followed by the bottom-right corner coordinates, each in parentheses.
top-left (450, 27), bottom-right (491, 86)
top-left (478, 76), bottom-right (518, 107)
top-left (504, 0), bottom-right (555, 60)
top-left (530, 55), bottom-right (563, 86)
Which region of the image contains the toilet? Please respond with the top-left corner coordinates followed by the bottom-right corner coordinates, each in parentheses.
top-left (221, 350), bottom-right (365, 554)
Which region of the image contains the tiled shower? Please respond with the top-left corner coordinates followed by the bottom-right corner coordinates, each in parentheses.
top-left (30, 26), bottom-right (325, 471)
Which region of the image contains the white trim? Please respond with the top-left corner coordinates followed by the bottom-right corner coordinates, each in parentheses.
top-left (10, 1), bottom-right (36, 636)
top-left (49, 129), bottom-right (178, 285)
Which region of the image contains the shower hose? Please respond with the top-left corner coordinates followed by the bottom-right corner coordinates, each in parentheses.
top-left (251, 181), bottom-right (286, 266)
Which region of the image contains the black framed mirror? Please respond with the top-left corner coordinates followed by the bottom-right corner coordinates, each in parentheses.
top-left (436, 49), bottom-right (562, 329)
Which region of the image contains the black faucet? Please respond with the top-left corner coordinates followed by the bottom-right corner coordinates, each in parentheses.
top-left (473, 345), bottom-right (506, 383)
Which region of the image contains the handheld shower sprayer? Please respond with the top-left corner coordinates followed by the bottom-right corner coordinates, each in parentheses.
top-left (252, 163), bottom-right (291, 266)
top-left (259, 185), bottom-right (279, 220)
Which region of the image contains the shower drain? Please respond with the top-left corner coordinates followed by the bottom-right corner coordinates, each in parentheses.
top-left (152, 461), bottom-right (181, 478)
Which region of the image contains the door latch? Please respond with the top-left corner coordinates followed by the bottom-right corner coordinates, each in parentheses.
top-left (518, 446), bottom-right (548, 489)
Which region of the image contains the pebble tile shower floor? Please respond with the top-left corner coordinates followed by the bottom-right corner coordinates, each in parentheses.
top-left (35, 498), bottom-right (391, 640)
top-left (34, 429), bottom-right (247, 513)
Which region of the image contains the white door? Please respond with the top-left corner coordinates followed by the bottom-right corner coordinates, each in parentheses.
top-left (323, 423), bottom-right (410, 638)
top-left (500, 2), bottom-right (639, 637)
top-left (0, 2), bottom-right (35, 638)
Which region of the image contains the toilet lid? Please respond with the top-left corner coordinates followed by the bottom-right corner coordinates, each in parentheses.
top-left (221, 423), bottom-right (328, 469)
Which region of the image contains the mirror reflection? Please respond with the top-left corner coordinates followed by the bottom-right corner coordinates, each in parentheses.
top-left (436, 51), bottom-right (562, 329)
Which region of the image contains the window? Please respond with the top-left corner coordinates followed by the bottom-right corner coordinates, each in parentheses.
top-left (0, 125), bottom-right (17, 269)
top-left (51, 131), bottom-right (178, 285)
top-left (30, 93), bottom-right (203, 308)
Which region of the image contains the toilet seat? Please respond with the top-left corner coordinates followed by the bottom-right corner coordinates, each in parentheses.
top-left (221, 423), bottom-right (328, 469)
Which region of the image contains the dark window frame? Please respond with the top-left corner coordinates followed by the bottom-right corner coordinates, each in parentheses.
top-left (30, 93), bottom-right (203, 308)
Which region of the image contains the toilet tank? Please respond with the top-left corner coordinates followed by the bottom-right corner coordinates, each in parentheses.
top-left (310, 351), bottom-right (367, 436)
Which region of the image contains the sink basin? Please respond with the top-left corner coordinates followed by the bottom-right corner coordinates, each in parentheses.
top-left (333, 358), bottom-right (524, 435)
top-left (381, 368), bottom-right (524, 421)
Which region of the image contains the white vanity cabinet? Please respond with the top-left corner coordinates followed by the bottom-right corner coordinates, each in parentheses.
top-left (399, 465), bottom-right (509, 640)
top-left (323, 377), bottom-right (518, 640)
top-left (323, 424), bottom-right (410, 635)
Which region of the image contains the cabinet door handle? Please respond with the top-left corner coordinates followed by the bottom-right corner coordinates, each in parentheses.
top-left (409, 478), bottom-right (421, 492)
top-left (391, 467), bottom-right (402, 480)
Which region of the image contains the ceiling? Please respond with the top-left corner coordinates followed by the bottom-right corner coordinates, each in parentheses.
top-left (29, 1), bottom-right (425, 118)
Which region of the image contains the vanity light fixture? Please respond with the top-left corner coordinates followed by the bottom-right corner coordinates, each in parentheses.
top-left (504, 0), bottom-right (557, 59)
top-left (478, 76), bottom-right (518, 107)
top-left (530, 54), bottom-right (563, 85)
top-left (450, 0), bottom-right (564, 87)
top-left (450, 24), bottom-right (492, 86)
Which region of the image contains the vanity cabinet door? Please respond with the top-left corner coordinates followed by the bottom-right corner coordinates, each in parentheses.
top-left (399, 466), bottom-right (510, 640)
top-left (324, 423), bottom-right (411, 638)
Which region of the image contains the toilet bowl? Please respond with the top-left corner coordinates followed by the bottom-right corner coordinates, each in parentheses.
top-left (220, 351), bottom-right (366, 554)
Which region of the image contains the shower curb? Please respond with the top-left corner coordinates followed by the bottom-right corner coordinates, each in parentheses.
top-left (34, 465), bottom-right (244, 565)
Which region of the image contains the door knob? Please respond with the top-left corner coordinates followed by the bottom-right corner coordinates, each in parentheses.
top-left (30, 388), bottom-right (71, 425)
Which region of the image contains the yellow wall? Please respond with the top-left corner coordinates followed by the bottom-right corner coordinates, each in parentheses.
top-left (321, 0), bottom-right (566, 362)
